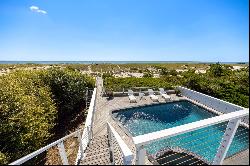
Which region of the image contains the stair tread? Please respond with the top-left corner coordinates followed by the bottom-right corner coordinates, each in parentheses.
top-left (87, 145), bottom-right (109, 150)
top-left (89, 142), bottom-right (108, 146)
top-left (81, 159), bottom-right (111, 164)
top-left (89, 140), bottom-right (108, 145)
top-left (92, 135), bottom-right (108, 140)
top-left (85, 148), bottom-right (110, 157)
top-left (90, 139), bottom-right (108, 145)
top-left (82, 158), bottom-right (111, 163)
top-left (81, 160), bottom-right (112, 165)
top-left (83, 154), bottom-right (110, 160)
top-left (91, 137), bottom-right (108, 142)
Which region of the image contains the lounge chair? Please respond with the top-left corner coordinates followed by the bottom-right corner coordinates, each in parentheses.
top-left (139, 92), bottom-right (145, 100)
top-left (148, 89), bottom-right (159, 102)
top-left (128, 90), bottom-right (137, 103)
top-left (159, 88), bottom-right (171, 101)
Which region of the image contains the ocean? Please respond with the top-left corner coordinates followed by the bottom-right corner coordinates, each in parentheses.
top-left (0, 61), bottom-right (248, 64)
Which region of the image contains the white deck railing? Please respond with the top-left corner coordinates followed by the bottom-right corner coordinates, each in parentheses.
top-left (133, 109), bottom-right (249, 165)
top-left (107, 122), bottom-right (134, 165)
top-left (9, 88), bottom-right (97, 165)
top-left (9, 128), bottom-right (84, 165)
top-left (75, 87), bottom-right (97, 164)
top-left (177, 86), bottom-right (249, 125)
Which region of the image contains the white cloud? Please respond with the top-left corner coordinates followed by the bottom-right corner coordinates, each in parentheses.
top-left (30, 5), bottom-right (47, 14)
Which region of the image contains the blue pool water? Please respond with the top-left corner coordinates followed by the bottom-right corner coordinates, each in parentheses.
top-left (113, 100), bottom-right (249, 163)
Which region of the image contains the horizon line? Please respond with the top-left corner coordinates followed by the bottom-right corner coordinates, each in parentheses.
top-left (0, 60), bottom-right (249, 64)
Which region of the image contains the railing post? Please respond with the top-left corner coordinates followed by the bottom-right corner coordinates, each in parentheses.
top-left (77, 132), bottom-right (84, 155)
top-left (85, 87), bottom-right (88, 108)
top-left (212, 118), bottom-right (241, 165)
top-left (57, 141), bottom-right (69, 165)
top-left (87, 126), bottom-right (92, 141)
top-left (135, 145), bottom-right (146, 165)
top-left (123, 155), bottom-right (133, 165)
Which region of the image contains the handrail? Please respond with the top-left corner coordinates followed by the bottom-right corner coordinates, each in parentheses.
top-left (75, 87), bottom-right (97, 164)
top-left (177, 86), bottom-right (249, 126)
top-left (107, 122), bottom-right (133, 165)
top-left (85, 88), bottom-right (97, 128)
top-left (9, 129), bottom-right (83, 165)
top-left (177, 86), bottom-right (246, 110)
top-left (133, 109), bottom-right (249, 146)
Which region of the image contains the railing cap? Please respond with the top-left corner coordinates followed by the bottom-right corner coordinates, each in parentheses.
top-left (133, 109), bottom-right (249, 146)
top-left (107, 122), bottom-right (133, 157)
top-left (177, 86), bottom-right (248, 109)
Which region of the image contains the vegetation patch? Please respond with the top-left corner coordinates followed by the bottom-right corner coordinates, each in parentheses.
top-left (104, 77), bottom-right (174, 92)
top-left (104, 63), bottom-right (249, 108)
top-left (0, 68), bottom-right (94, 164)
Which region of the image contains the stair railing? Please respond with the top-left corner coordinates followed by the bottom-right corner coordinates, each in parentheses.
top-left (75, 88), bottom-right (97, 164)
top-left (107, 122), bottom-right (134, 165)
top-left (9, 128), bottom-right (84, 165)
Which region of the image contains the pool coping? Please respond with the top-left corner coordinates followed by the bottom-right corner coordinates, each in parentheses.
top-left (185, 97), bottom-right (249, 128)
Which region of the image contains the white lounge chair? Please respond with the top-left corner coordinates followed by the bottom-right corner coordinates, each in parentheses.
top-left (159, 88), bottom-right (171, 101)
top-left (139, 92), bottom-right (145, 100)
top-left (148, 89), bottom-right (159, 102)
top-left (128, 90), bottom-right (137, 103)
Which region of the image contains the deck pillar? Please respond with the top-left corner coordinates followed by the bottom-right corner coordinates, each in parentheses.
top-left (58, 141), bottom-right (69, 165)
top-left (135, 145), bottom-right (146, 165)
top-left (212, 118), bottom-right (241, 165)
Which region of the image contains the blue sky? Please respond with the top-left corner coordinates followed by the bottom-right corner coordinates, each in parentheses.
top-left (0, 0), bottom-right (249, 62)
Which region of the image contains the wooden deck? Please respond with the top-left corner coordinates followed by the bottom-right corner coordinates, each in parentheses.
top-left (223, 149), bottom-right (249, 165)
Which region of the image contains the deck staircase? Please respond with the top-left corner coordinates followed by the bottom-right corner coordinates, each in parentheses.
top-left (80, 135), bottom-right (112, 165)
top-left (80, 77), bottom-right (113, 165)
top-left (8, 77), bottom-right (134, 165)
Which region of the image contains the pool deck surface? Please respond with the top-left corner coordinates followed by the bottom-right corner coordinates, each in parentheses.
top-left (91, 77), bottom-right (249, 165)
top-left (223, 149), bottom-right (249, 165)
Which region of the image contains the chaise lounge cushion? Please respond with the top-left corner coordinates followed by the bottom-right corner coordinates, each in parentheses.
top-left (150, 94), bottom-right (159, 101)
top-left (162, 93), bottom-right (171, 100)
top-left (129, 95), bottom-right (137, 102)
top-left (128, 90), bottom-right (137, 102)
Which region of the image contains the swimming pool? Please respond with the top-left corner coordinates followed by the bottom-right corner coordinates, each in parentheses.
top-left (112, 100), bottom-right (249, 163)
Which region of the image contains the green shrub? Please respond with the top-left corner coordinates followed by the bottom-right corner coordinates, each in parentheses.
top-left (39, 68), bottom-right (95, 116)
top-left (102, 72), bottom-right (114, 79)
top-left (0, 68), bottom-right (95, 164)
top-left (0, 152), bottom-right (9, 165)
top-left (104, 67), bottom-right (249, 108)
top-left (104, 77), bottom-right (174, 92)
top-left (143, 72), bottom-right (153, 78)
top-left (208, 62), bottom-right (231, 77)
top-left (0, 70), bottom-right (57, 163)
